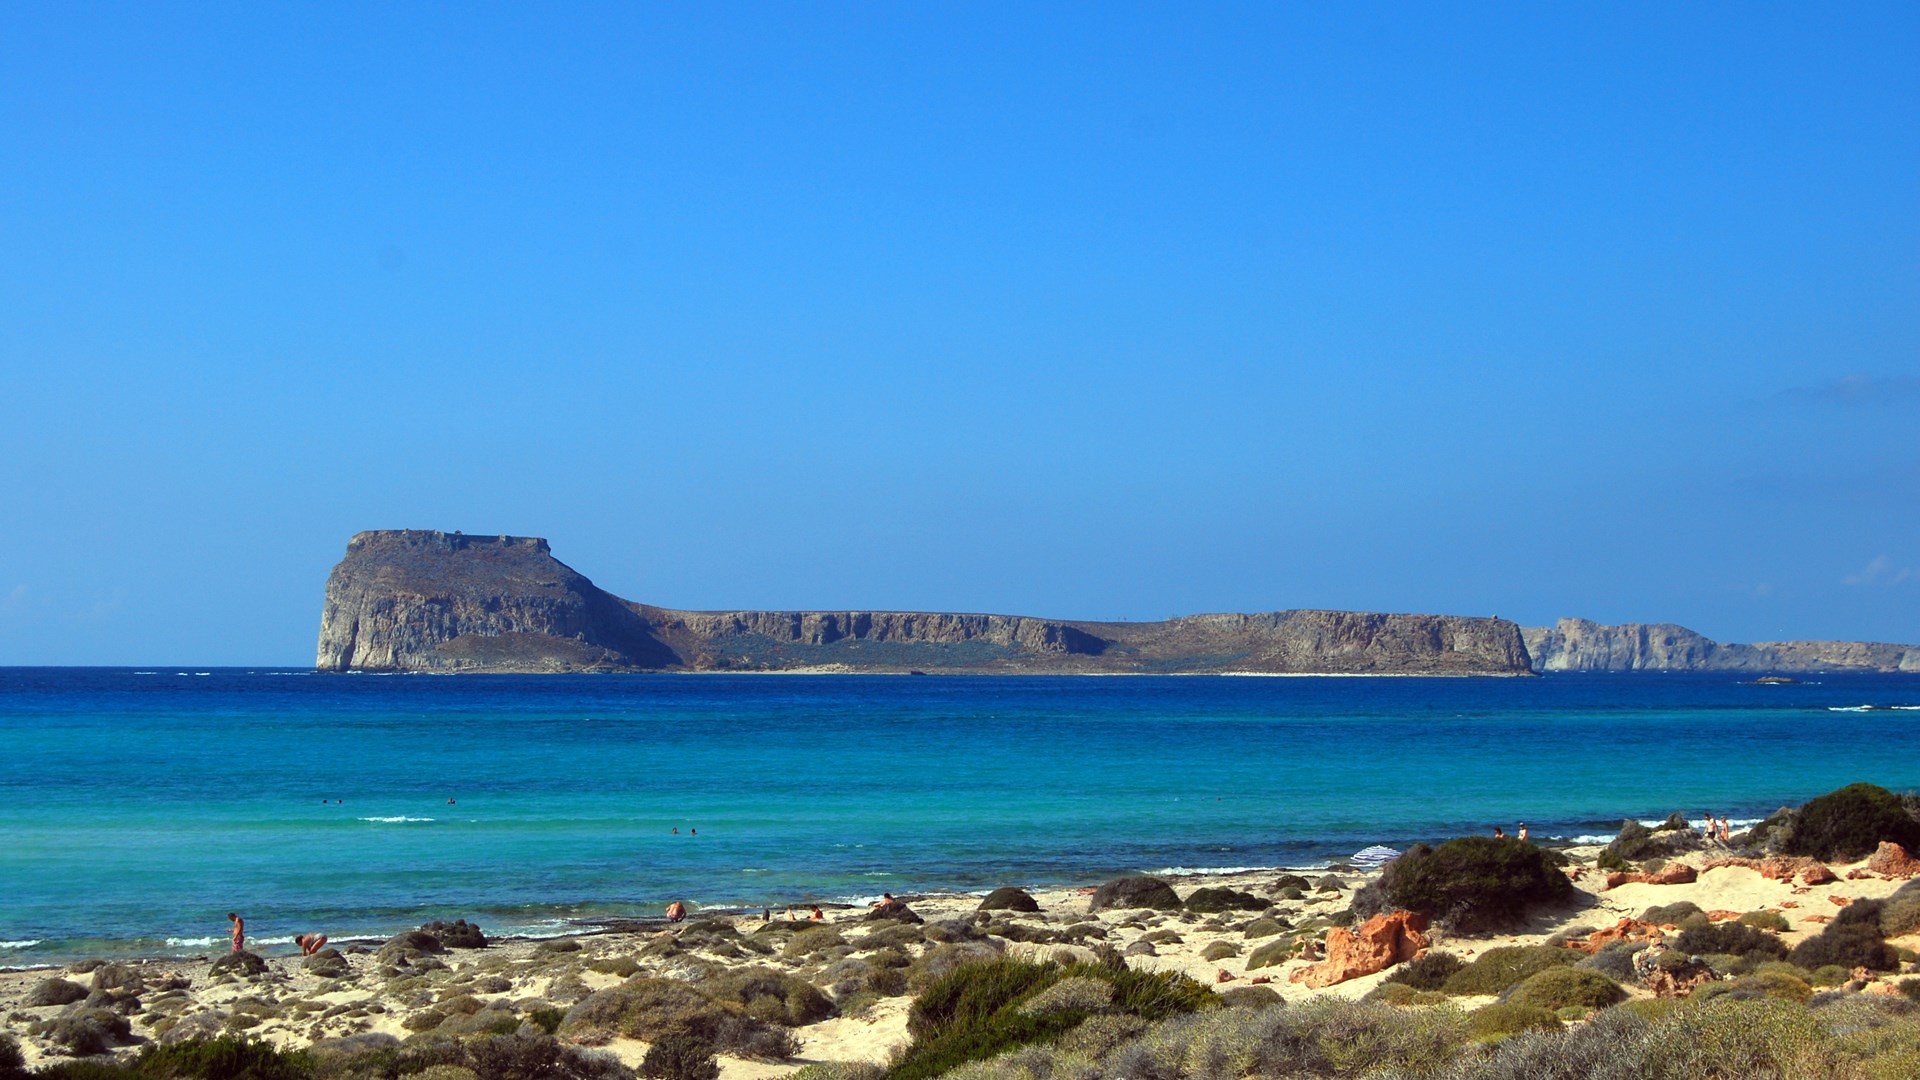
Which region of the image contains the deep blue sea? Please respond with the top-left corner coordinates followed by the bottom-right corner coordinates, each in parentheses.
top-left (3, 668), bottom-right (1918, 966)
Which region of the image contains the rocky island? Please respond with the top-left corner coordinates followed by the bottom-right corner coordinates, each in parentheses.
top-left (315, 531), bottom-right (1533, 675)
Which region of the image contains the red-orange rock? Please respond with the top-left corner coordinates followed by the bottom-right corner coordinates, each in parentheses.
top-left (1868, 842), bottom-right (1920, 879)
top-left (1707, 910), bottom-right (1742, 922)
top-left (1801, 914), bottom-right (1831, 924)
top-left (1848, 869), bottom-right (1876, 880)
top-left (1603, 862), bottom-right (1698, 889)
top-left (1801, 863), bottom-right (1838, 886)
top-left (1288, 910), bottom-right (1430, 989)
top-left (1215, 968), bottom-right (1236, 983)
top-left (1829, 895), bottom-right (1853, 907)
top-left (1566, 918), bottom-right (1662, 953)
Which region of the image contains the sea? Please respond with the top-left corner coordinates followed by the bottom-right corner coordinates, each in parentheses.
top-left (3, 667), bottom-right (1918, 967)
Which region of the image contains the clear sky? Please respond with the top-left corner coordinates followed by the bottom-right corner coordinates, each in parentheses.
top-left (2, 4), bottom-right (1916, 664)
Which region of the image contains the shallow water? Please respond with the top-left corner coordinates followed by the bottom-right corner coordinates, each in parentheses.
top-left (2, 667), bottom-right (1916, 964)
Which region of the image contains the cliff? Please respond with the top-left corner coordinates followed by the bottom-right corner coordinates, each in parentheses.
top-left (315, 530), bottom-right (1534, 675)
top-left (1523, 618), bottom-right (1920, 673)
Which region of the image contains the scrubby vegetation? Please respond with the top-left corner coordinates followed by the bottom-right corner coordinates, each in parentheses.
top-left (889, 956), bottom-right (1214, 1079)
top-left (1675, 921), bottom-right (1790, 961)
top-left (1501, 967), bottom-right (1627, 1012)
top-left (1791, 901), bottom-right (1901, 973)
top-left (1782, 783), bottom-right (1920, 862)
top-left (1443, 947), bottom-right (1580, 996)
top-left (1361, 837), bottom-right (1573, 933)
top-left (1382, 950), bottom-right (1465, 991)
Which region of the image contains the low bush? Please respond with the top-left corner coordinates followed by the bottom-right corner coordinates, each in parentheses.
top-left (556, 979), bottom-right (786, 1058)
top-left (1642, 900), bottom-right (1706, 925)
top-left (0, 1035), bottom-right (23, 1080)
top-left (638, 1033), bottom-right (716, 1080)
top-left (1791, 901), bottom-right (1900, 972)
top-left (1241, 917), bottom-right (1286, 940)
top-left (1693, 969), bottom-right (1813, 1003)
top-left (26, 978), bottom-right (91, 1007)
top-left (1372, 837), bottom-right (1573, 933)
top-left (1675, 921), bottom-right (1789, 960)
top-left (49, 1009), bottom-right (132, 1056)
top-left (1382, 950), bottom-right (1464, 991)
top-left (1783, 782), bottom-right (1920, 863)
top-left (1443, 947), bottom-right (1579, 996)
top-left (1741, 910), bottom-right (1792, 932)
top-left (1501, 967), bottom-right (1627, 1011)
top-left (700, 967), bottom-right (835, 1027)
top-left (1880, 891), bottom-right (1920, 938)
top-left (976, 888), bottom-right (1039, 914)
top-left (1200, 941), bottom-right (1239, 962)
top-left (1465, 1002), bottom-right (1561, 1042)
top-left (1183, 887), bottom-right (1265, 914)
top-left (891, 957), bottom-right (1212, 1080)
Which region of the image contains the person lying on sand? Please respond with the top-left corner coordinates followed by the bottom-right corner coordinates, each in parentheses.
top-left (294, 933), bottom-right (328, 956)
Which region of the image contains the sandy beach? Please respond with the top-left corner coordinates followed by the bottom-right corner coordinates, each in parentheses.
top-left (7, 830), bottom-right (1919, 1077)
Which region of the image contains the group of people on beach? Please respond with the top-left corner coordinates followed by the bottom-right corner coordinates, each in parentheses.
top-left (1702, 813), bottom-right (1734, 842)
top-left (225, 913), bottom-right (326, 956)
top-left (1492, 823), bottom-right (1530, 841)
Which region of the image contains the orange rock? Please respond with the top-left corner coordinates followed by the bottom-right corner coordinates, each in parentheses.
top-left (1248, 975), bottom-right (1271, 985)
top-left (1781, 901), bottom-right (1800, 909)
top-left (1829, 895), bottom-right (1853, 907)
top-left (1868, 841), bottom-right (1920, 879)
top-left (1801, 864), bottom-right (1838, 886)
top-left (1707, 910), bottom-right (1742, 922)
top-left (1848, 869), bottom-right (1876, 880)
top-left (1287, 910), bottom-right (1430, 989)
top-left (1801, 914), bottom-right (1831, 924)
top-left (1566, 918), bottom-right (1662, 953)
top-left (1215, 968), bottom-right (1236, 983)
top-left (1603, 862), bottom-right (1699, 889)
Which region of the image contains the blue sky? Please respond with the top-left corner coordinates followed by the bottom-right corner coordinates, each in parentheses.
top-left (2, 3), bottom-right (1915, 664)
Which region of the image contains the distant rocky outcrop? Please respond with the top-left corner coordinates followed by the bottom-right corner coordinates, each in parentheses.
top-left (316, 530), bottom-right (1534, 675)
top-left (1523, 618), bottom-right (1920, 673)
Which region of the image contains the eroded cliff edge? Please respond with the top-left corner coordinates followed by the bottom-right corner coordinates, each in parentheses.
top-left (315, 530), bottom-right (1534, 674)
top-left (1522, 617), bottom-right (1920, 673)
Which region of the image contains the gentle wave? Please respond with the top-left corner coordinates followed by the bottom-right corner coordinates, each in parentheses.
top-left (0, 940), bottom-right (42, 950)
top-left (1152, 865), bottom-right (1281, 876)
top-left (1828, 704), bottom-right (1919, 712)
top-left (358, 816), bottom-right (435, 823)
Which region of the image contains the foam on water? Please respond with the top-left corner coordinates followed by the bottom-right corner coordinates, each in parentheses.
top-left (358, 816), bottom-right (435, 823)
top-left (0, 940), bottom-right (41, 950)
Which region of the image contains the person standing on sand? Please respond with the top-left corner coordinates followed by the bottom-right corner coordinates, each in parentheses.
top-left (227, 912), bottom-right (244, 953)
top-left (1517, 823), bottom-right (1529, 842)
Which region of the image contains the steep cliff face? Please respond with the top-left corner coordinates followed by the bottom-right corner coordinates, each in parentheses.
top-left (315, 531), bottom-right (675, 671)
top-left (1523, 618), bottom-right (1920, 673)
top-left (316, 530), bottom-right (1534, 674)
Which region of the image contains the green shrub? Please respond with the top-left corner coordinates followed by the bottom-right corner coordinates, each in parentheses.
top-left (1184, 887), bottom-right (1265, 914)
top-left (1443, 947), bottom-right (1579, 996)
top-left (1244, 938), bottom-right (1298, 970)
top-left (1741, 910), bottom-right (1792, 932)
top-left (1466, 1002), bottom-right (1561, 1042)
top-left (782, 927), bottom-right (847, 961)
top-left (1693, 969), bottom-right (1813, 1003)
top-left (1503, 967), bottom-right (1627, 1011)
top-left (891, 959), bottom-right (1212, 1080)
top-left (1783, 783), bottom-right (1920, 862)
top-left (0, 1035), bottom-right (23, 1080)
top-left (638, 1033), bottom-right (717, 1080)
top-left (1374, 837), bottom-right (1573, 933)
top-left (1790, 902), bottom-right (1900, 972)
top-left (976, 888), bottom-right (1039, 913)
top-left (1200, 941), bottom-right (1239, 962)
top-left (48, 1009), bottom-right (132, 1056)
top-left (1880, 892), bottom-right (1920, 937)
top-left (1642, 900), bottom-right (1706, 925)
top-left (1383, 950), bottom-right (1464, 991)
top-left (1675, 921), bottom-right (1789, 960)
top-left (1241, 917), bottom-right (1286, 940)
top-left (700, 967), bottom-right (835, 1027)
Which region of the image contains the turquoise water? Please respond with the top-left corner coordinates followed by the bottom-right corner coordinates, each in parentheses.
top-left (3, 668), bottom-right (1918, 965)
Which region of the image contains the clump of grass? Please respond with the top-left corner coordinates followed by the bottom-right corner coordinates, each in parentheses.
top-left (1383, 950), bottom-right (1465, 991)
top-left (1675, 921), bottom-right (1789, 960)
top-left (1466, 1002), bottom-right (1562, 1042)
top-left (1501, 967), bottom-right (1627, 1012)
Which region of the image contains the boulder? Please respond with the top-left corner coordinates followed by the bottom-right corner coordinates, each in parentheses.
top-left (89, 964), bottom-right (145, 993)
top-left (1288, 910), bottom-right (1430, 989)
top-left (421, 919), bottom-right (488, 948)
top-left (1702, 855), bottom-right (1837, 885)
top-left (1124, 940), bottom-right (1157, 957)
top-left (1563, 918), bottom-right (1662, 954)
top-left (209, 950), bottom-right (269, 977)
top-left (1090, 876), bottom-right (1182, 912)
top-left (865, 900), bottom-right (924, 924)
top-left (978, 887), bottom-right (1041, 913)
top-left (25, 977), bottom-right (90, 1007)
top-left (1868, 842), bottom-right (1920, 879)
top-left (304, 948), bottom-right (350, 978)
top-left (377, 930), bottom-right (447, 962)
top-left (1184, 887), bottom-right (1266, 914)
